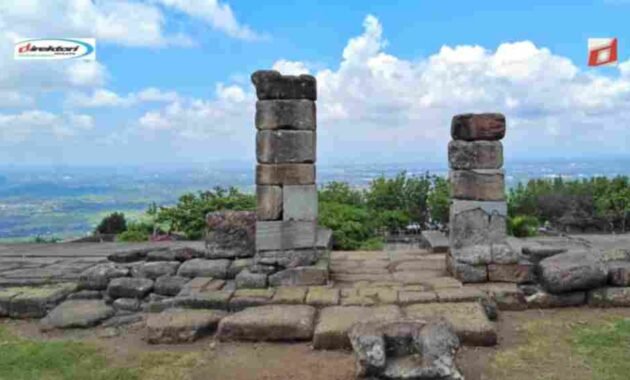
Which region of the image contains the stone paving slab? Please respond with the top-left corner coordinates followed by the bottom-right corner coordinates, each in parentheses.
top-left (421, 230), bottom-right (450, 253)
top-left (146, 309), bottom-right (227, 344)
top-left (405, 302), bottom-right (497, 346)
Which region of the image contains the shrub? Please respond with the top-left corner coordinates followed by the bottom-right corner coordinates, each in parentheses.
top-left (509, 215), bottom-right (540, 237)
top-left (117, 229), bottom-right (149, 242)
top-left (94, 212), bottom-right (127, 235)
top-left (428, 176), bottom-right (450, 226)
top-left (318, 201), bottom-right (379, 250)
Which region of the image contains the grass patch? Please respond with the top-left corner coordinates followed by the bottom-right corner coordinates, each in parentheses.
top-left (572, 318), bottom-right (630, 380)
top-left (0, 325), bottom-right (137, 380)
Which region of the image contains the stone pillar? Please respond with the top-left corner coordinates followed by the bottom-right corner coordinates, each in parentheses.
top-left (249, 70), bottom-right (328, 287)
top-left (447, 113), bottom-right (522, 283)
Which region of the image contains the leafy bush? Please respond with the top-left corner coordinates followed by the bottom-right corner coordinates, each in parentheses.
top-left (428, 176), bottom-right (450, 226)
top-left (151, 187), bottom-right (255, 240)
top-left (318, 201), bottom-right (378, 250)
top-left (94, 212), bottom-right (127, 235)
top-left (116, 221), bottom-right (153, 242)
top-left (509, 215), bottom-right (540, 237)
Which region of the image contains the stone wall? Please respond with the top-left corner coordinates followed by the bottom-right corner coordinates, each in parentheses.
top-left (250, 70), bottom-right (329, 287)
top-left (447, 113), bottom-right (522, 283)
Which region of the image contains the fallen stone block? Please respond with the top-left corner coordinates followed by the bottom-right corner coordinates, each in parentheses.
top-left (177, 259), bottom-right (231, 279)
top-left (539, 251), bottom-right (607, 294)
top-left (256, 164), bottom-right (315, 185)
top-left (313, 305), bottom-right (403, 350)
top-left (451, 113), bottom-right (506, 141)
top-left (420, 230), bottom-right (449, 254)
top-left (40, 300), bottom-right (114, 330)
top-left (135, 261), bottom-right (180, 280)
top-left (8, 283), bottom-right (78, 319)
top-left (154, 276), bottom-right (190, 296)
top-left (107, 278), bottom-right (153, 299)
top-left (79, 263), bottom-right (129, 290)
top-left (235, 269), bottom-right (267, 289)
top-left (251, 70), bottom-right (317, 100)
top-left (448, 140), bottom-right (503, 170)
top-left (256, 99), bottom-right (316, 130)
top-left (587, 287), bottom-right (630, 307)
top-left (146, 309), bottom-right (227, 344)
top-left (521, 245), bottom-right (568, 263)
top-left (217, 305), bottom-right (316, 342)
top-left (405, 302), bottom-right (497, 346)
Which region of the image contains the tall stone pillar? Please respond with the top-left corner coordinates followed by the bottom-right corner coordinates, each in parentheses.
top-left (249, 70), bottom-right (329, 287)
top-left (447, 113), bottom-right (521, 283)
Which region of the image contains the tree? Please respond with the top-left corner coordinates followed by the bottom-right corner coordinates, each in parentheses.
top-left (428, 176), bottom-right (450, 226)
top-left (94, 212), bottom-right (127, 235)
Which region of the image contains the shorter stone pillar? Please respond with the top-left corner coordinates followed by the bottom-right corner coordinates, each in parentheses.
top-left (447, 113), bottom-right (523, 283)
top-left (250, 70), bottom-right (328, 287)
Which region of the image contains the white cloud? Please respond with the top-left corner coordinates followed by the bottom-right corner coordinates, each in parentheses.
top-left (66, 87), bottom-right (180, 108)
top-left (0, 110), bottom-right (93, 143)
top-left (155, 0), bottom-right (265, 41)
top-left (272, 60), bottom-right (310, 75)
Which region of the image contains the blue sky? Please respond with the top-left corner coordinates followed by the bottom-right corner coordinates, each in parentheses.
top-left (1, 0), bottom-right (629, 166)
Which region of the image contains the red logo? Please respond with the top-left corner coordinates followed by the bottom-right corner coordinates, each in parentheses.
top-left (588, 38), bottom-right (618, 67)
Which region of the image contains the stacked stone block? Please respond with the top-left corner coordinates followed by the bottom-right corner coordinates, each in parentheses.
top-left (251, 70), bottom-right (327, 286)
top-left (447, 113), bottom-right (521, 283)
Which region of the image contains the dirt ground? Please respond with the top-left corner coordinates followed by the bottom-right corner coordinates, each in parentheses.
top-left (3, 307), bottom-right (630, 380)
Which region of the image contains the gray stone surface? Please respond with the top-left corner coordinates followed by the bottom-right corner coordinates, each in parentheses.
top-left (449, 140), bottom-right (503, 170)
top-left (107, 277), bottom-right (153, 299)
top-left (491, 243), bottom-right (519, 264)
top-left (526, 291), bottom-right (586, 308)
top-left (41, 300), bottom-right (114, 329)
top-left (135, 261), bottom-right (180, 279)
top-left (268, 265), bottom-right (328, 286)
top-left (174, 290), bottom-right (234, 311)
top-left (283, 185), bottom-right (318, 221)
top-left (607, 261), bottom-right (630, 286)
top-left (147, 245), bottom-right (204, 262)
top-left (235, 269), bottom-right (267, 289)
top-left (450, 199), bottom-right (507, 217)
top-left (251, 70), bottom-right (317, 100)
top-left (256, 185), bottom-right (283, 221)
top-left (177, 258), bottom-right (231, 279)
top-left (521, 245), bottom-right (568, 263)
top-left (452, 245), bottom-right (491, 265)
top-left (227, 258), bottom-right (255, 278)
top-left (154, 276), bottom-right (190, 296)
top-left (421, 230), bottom-right (449, 253)
top-left (447, 255), bottom-right (487, 283)
top-left (256, 99), bottom-right (316, 130)
top-left (487, 262), bottom-right (535, 283)
top-left (256, 130), bottom-right (316, 164)
top-left (67, 290), bottom-right (102, 300)
top-left (587, 287), bottom-right (630, 307)
top-left (539, 251), bottom-right (607, 294)
top-left (109, 247), bottom-right (168, 263)
top-left (256, 221), bottom-right (317, 251)
top-left (112, 297), bottom-right (141, 312)
top-left (7, 283), bottom-right (78, 318)
top-left (451, 113), bottom-right (506, 141)
top-left (256, 164), bottom-right (315, 185)
top-left (102, 313), bottom-right (144, 328)
top-left (79, 263), bottom-right (129, 290)
top-left (217, 305), bottom-right (316, 342)
top-left (449, 208), bottom-right (507, 249)
top-left (205, 211), bottom-right (256, 259)
top-left (256, 248), bottom-right (320, 268)
top-left (450, 169), bottom-right (506, 201)
top-left (146, 309), bottom-right (227, 344)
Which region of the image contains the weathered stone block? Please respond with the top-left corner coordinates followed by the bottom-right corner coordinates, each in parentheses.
top-left (587, 287), bottom-right (630, 307)
top-left (283, 184), bottom-right (318, 221)
top-left (107, 278), bottom-right (153, 299)
top-left (257, 130), bottom-right (316, 164)
top-left (227, 258), bottom-right (255, 278)
top-left (135, 261), bottom-right (180, 279)
top-left (79, 263), bottom-right (129, 290)
top-left (174, 290), bottom-right (233, 310)
top-left (251, 70), bottom-right (317, 100)
top-left (448, 140), bottom-right (503, 170)
top-left (147, 245), bottom-right (204, 262)
top-left (268, 265), bottom-right (328, 287)
top-left (447, 255), bottom-right (487, 283)
top-left (488, 262), bottom-right (535, 283)
top-left (450, 208), bottom-right (507, 249)
top-left (306, 287), bottom-right (340, 306)
top-left (451, 199), bottom-right (507, 217)
top-left (146, 309), bottom-right (227, 344)
top-left (40, 300), bottom-right (114, 330)
top-left (154, 276), bottom-right (190, 296)
top-left (206, 211), bottom-right (256, 258)
top-left (108, 247), bottom-right (168, 263)
top-left (6, 283), bottom-right (78, 319)
top-left (450, 169), bottom-right (505, 201)
top-left (177, 259), bottom-right (231, 279)
top-left (235, 269), bottom-right (267, 289)
top-left (526, 291), bottom-right (586, 308)
top-left (256, 185), bottom-right (282, 221)
top-left (256, 248), bottom-right (320, 268)
top-left (451, 113), bottom-right (506, 141)
top-left (256, 164), bottom-right (315, 185)
top-left (255, 221), bottom-right (317, 251)
top-left (217, 305), bottom-right (316, 342)
top-left (112, 297), bottom-right (141, 312)
top-left (491, 243), bottom-right (519, 264)
top-left (451, 245), bottom-right (492, 265)
top-left (539, 251), bottom-right (607, 294)
top-left (607, 261), bottom-right (630, 286)
top-left (228, 288), bottom-right (274, 311)
top-left (256, 99), bottom-right (316, 130)
top-left (272, 287), bottom-right (307, 304)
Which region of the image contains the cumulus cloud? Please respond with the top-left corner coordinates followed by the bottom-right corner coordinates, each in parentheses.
top-left (0, 110), bottom-right (93, 143)
top-left (156, 0), bottom-right (265, 41)
top-left (66, 87), bottom-right (180, 108)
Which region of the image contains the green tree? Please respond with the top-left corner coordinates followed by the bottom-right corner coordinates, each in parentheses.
top-left (428, 176), bottom-right (450, 225)
top-left (94, 212), bottom-right (127, 235)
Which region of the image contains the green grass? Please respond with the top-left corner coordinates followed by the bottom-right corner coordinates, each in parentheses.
top-left (572, 318), bottom-right (630, 380)
top-left (0, 326), bottom-right (137, 380)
